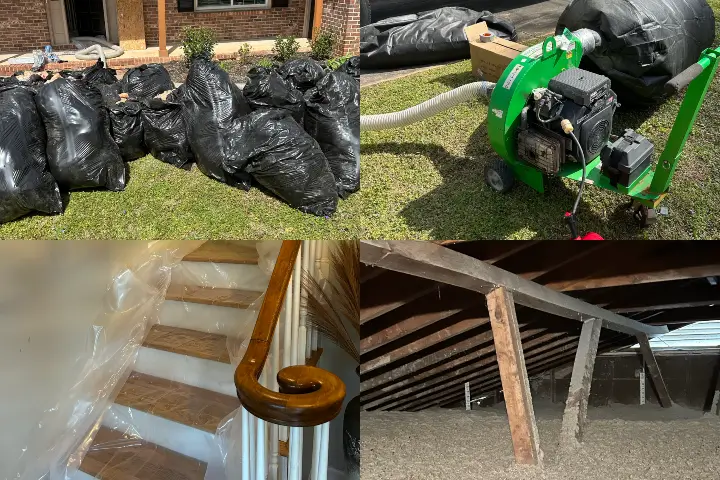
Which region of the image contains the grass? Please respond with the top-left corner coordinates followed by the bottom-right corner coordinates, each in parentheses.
top-left (360, 7), bottom-right (720, 239)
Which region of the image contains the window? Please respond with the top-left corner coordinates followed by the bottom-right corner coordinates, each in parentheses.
top-left (630, 321), bottom-right (720, 351)
top-left (196, 0), bottom-right (268, 9)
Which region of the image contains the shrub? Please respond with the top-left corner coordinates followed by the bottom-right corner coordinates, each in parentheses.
top-left (327, 54), bottom-right (353, 71)
top-left (181, 26), bottom-right (217, 67)
top-left (256, 57), bottom-right (275, 69)
top-left (311, 29), bottom-right (338, 60)
top-left (218, 60), bottom-right (231, 72)
top-left (273, 35), bottom-right (300, 62)
top-left (237, 43), bottom-right (253, 65)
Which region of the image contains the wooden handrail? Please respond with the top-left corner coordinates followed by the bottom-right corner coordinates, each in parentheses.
top-left (234, 240), bottom-right (346, 427)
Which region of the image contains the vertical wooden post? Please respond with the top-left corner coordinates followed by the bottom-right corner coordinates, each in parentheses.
top-left (560, 318), bottom-right (602, 451)
top-left (312, 0), bottom-right (324, 39)
top-left (486, 286), bottom-right (543, 466)
top-left (636, 333), bottom-right (672, 408)
top-left (158, 0), bottom-right (168, 57)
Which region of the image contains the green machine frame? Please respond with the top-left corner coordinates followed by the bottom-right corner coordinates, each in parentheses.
top-left (487, 29), bottom-right (720, 210)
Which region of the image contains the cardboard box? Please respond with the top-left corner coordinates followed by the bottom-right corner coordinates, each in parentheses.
top-left (465, 22), bottom-right (527, 82)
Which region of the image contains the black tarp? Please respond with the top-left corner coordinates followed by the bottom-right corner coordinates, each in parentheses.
top-left (557, 0), bottom-right (715, 104)
top-left (224, 109), bottom-right (339, 217)
top-left (368, 0), bottom-right (505, 23)
top-left (278, 58), bottom-right (326, 93)
top-left (109, 100), bottom-right (147, 161)
top-left (36, 77), bottom-right (126, 191)
top-left (183, 59), bottom-right (253, 189)
top-left (243, 67), bottom-right (305, 124)
top-left (304, 71), bottom-right (360, 199)
top-left (361, 7), bottom-right (517, 70)
top-left (121, 64), bottom-right (175, 102)
top-left (142, 87), bottom-right (194, 169)
top-left (0, 84), bottom-right (63, 223)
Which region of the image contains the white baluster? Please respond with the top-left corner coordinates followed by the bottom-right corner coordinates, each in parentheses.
top-left (270, 314), bottom-right (280, 480)
top-left (311, 424), bottom-right (322, 479)
top-left (299, 241), bottom-right (309, 365)
top-left (242, 407), bottom-right (251, 480)
top-left (288, 426), bottom-right (303, 480)
top-left (291, 245), bottom-right (301, 366)
top-left (318, 422), bottom-right (330, 480)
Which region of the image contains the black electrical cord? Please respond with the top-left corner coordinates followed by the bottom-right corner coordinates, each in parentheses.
top-left (568, 131), bottom-right (587, 216)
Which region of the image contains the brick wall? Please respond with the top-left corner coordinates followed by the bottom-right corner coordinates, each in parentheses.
top-left (319, 0), bottom-right (359, 56)
top-left (143, 0), bottom-right (307, 46)
top-left (0, 1), bottom-right (52, 53)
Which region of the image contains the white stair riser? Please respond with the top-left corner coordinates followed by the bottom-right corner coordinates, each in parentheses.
top-left (102, 404), bottom-right (217, 463)
top-left (172, 261), bottom-right (268, 290)
top-left (134, 346), bottom-right (237, 397)
top-left (158, 300), bottom-right (259, 336)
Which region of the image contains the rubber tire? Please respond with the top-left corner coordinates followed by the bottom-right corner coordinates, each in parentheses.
top-left (484, 159), bottom-right (515, 193)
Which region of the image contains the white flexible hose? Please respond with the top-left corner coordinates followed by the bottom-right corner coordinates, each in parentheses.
top-left (72, 37), bottom-right (125, 62)
top-left (360, 81), bottom-right (495, 131)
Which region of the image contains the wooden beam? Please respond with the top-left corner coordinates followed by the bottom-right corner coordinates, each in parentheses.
top-left (636, 333), bottom-right (672, 408)
top-left (157, 0), bottom-right (168, 57)
top-left (486, 286), bottom-right (542, 465)
top-left (559, 318), bottom-right (602, 452)
top-left (312, 0), bottom-right (324, 39)
top-left (360, 272), bottom-right (437, 324)
top-left (360, 241), bottom-right (668, 336)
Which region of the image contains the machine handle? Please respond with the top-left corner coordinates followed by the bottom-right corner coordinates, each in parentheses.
top-left (665, 63), bottom-right (705, 95)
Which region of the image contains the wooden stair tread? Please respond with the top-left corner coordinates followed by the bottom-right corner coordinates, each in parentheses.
top-left (165, 284), bottom-right (263, 309)
top-left (115, 371), bottom-right (240, 433)
top-left (79, 426), bottom-right (207, 480)
top-left (144, 325), bottom-right (231, 364)
top-left (183, 241), bottom-right (259, 264)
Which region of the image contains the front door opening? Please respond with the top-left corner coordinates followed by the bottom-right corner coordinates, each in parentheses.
top-left (65, 0), bottom-right (107, 39)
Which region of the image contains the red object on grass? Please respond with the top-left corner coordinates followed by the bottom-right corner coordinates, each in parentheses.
top-left (577, 232), bottom-right (604, 240)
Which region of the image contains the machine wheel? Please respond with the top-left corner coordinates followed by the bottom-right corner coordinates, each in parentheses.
top-left (634, 205), bottom-right (658, 228)
top-left (485, 159), bottom-right (515, 193)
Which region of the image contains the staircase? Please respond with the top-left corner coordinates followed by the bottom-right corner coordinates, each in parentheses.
top-left (75, 241), bottom-right (267, 480)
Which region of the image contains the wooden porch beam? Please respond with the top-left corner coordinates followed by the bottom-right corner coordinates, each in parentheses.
top-left (360, 241), bottom-right (668, 336)
top-left (636, 333), bottom-right (672, 408)
top-left (559, 318), bottom-right (602, 451)
top-left (487, 286), bottom-right (542, 465)
top-left (158, 0), bottom-right (168, 57)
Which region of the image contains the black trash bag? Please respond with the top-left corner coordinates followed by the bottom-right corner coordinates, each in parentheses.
top-left (36, 77), bottom-right (126, 191)
top-left (0, 84), bottom-right (63, 224)
top-left (337, 56), bottom-right (360, 81)
top-left (183, 59), bottom-right (253, 189)
top-left (82, 60), bottom-right (118, 88)
top-left (224, 109), bottom-right (339, 217)
top-left (361, 0), bottom-right (372, 26)
top-left (109, 100), bottom-right (146, 161)
top-left (97, 82), bottom-right (124, 108)
top-left (243, 67), bottom-right (305, 124)
top-left (121, 63), bottom-right (174, 102)
top-left (142, 87), bottom-right (194, 169)
top-left (361, 7), bottom-right (517, 70)
top-left (557, 0), bottom-right (715, 104)
top-left (368, 0), bottom-right (513, 23)
top-left (304, 72), bottom-right (360, 199)
top-left (278, 58), bottom-right (326, 92)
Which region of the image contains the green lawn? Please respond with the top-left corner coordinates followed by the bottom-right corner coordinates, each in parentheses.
top-left (360, 8), bottom-right (720, 239)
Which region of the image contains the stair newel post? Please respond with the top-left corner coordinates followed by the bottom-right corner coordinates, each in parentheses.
top-left (288, 245), bottom-right (303, 480)
top-left (269, 314), bottom-right (281, 480)
top-left (256, 365), bottom-right (267, 480)
top-left (300, 241), bottom-right (309, 364)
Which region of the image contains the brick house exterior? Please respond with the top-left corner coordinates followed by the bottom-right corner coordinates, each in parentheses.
top-left (0, 0), bottom-right (357, 56)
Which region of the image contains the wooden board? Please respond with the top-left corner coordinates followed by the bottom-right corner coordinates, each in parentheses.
top-left (144, 324), bottom-right (231, 364)
top-left (183, 241), bottom-right (259, 264)
top-left (115, 372), bottom-right (239, 433)
top-left (116, 0), bottom-right (146, 50)
top-left (636, 333), bottom-right (673, 408)
top-left (165, 284), bottom-right (263, 309)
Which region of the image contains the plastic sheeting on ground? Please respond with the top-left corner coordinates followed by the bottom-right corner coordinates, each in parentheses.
top-left (243, 67), bottom-right (306, 124)
top-left (142, 87), bottom-right (194, 170)
top-left (183, 59), bottom-right (253, 189)
top-left (225, 109), bottom-right (339, 217)
top-left (278, 58), bottom-right (327, 93)
top-left (305, 72), bottom-right (360, 199)
top-left (0, 84), bottom-right (63, 224)
top-left (35, 77), bottom-right (126, 191)
top-left (368, 0), bottom-right (506, 23)
top-left (361, 7), bottom-right (518, 70)
top-left (121, 63), bottom-right (175, 102)
top-left (557, 0), bottom-right (715, 104)
top-left (109, 100), bottom-right (147, 162)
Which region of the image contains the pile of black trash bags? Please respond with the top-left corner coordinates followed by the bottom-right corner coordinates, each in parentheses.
top-left (0, 56), bottom-right (360, 224)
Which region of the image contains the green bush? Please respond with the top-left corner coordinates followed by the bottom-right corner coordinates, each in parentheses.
top-left (217, 60), bottom-right (231, 72)
top-left (272, 35), bottom-right (300, 62)
top-left (311, 29), bottom-right (338, 60)
top-left (327, 53), bottom-right (353, 71)
top-left (237, 43), bottom-right (253, 65)
top-left (181, 26), bottom-right (217, 67)
top-left (256, 57), bottom-right (275, 69)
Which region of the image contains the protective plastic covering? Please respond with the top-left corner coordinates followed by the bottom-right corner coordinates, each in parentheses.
top-left (368, 0), bottom-right (507, 23)
top-left (243, 66), bottom-right (306, 124)
top-left (35, 77), bottom-right (126, 191)
top-left (183, 59), bottom-right (253, 189)
top-left (109, 100), bottom-right (147, 161)
top-left (360, 7), bottom-right (518, 69)
top-left (0, 84), bottom-right (63, 223)
top-left (304, 72), bottom-right (361, 199)
top-left (278, 58), bottom-right (327, 93)
top-left (121, 63), bottom-right (175, 102)
top-left (338, 56), bottom-right (360, 81)
top-left (142, 87), bottom-right (195, 169)
top-left (225, 109), bottom-right (340, 217)
top-left (557, 0), bottom-right (715, 103)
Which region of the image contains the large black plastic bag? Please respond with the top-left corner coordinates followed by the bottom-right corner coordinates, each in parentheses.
top-left (0, 85), bottom-right (63, 223)
top-left (82, 60), bottom-right (118, 88)
top-left (361, 7), bottom-right (517, 69)
top-left (183, 59), bottom-right (253, 189)
top-left (369, 0), bottom-right (508, 23)
top-left (557, 0), bottom-right (715, 104)
top-left (243, 67), bottom-right (305, 124)
top-left (36, 78), bottom-right (126, 191)
top-left (121, 63), bottom-right (174, 101)
top-left (338, 56), bottom-right (360, 81)
top-left (224, 109), bottom-right (339, 217)
top-left (278, 59), bottom-right (326, 92)
top-left (109, 100), bottom-right (146, 161)
top-left (142, 87), bottom-right (193, 169)
top-left (305, 72), bottom-right (360, 199)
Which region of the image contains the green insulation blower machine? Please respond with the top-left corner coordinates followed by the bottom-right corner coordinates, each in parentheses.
top-left (360, 28), bottom-right (720, 237)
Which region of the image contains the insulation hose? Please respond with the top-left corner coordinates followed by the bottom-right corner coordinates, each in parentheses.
top-left (360, 81), bottom-right (496, 131)
top-left (72, 37), bottom-right (125, 63)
